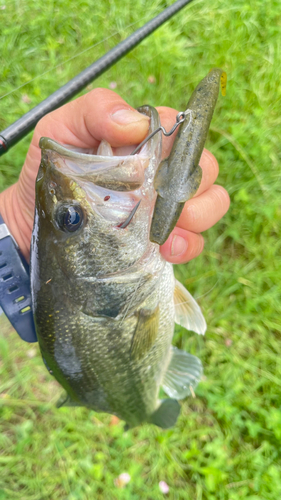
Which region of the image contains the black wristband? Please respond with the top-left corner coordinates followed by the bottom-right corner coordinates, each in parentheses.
top-left (0, 215), bottom-right (37, 342)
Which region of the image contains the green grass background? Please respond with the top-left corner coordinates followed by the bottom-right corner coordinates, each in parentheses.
top-left (0, 0), bottom-right (280, 498)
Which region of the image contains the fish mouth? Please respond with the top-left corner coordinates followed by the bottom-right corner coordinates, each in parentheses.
top-left (39, 105), bottom-right (162, 192)
top-left (39, 105), bottom-right (162, 227)
top-left (39, 137), bottom-right (151, 224)
top-left (40, 136), bottom-right (150, 190)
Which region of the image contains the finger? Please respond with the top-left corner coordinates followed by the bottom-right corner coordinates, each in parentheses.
top-left (177, 185), bottom-right (230, 233)
top-left (160, 227), bottom-right (204, 264)
top-left (156, 106), bottom-right (178, 159)
top-left (114, 106), bottom-right (180, 156)
top-left (196, 149), bottom-right (219, 196)
top-left (21, 89), bottom-right (150, 213)
top-left (36, 88), bottom-right (150, 147)
top-left (26, 88), bottom-right (150, 174)
top-left (156, 107), bottom-right (219, 195)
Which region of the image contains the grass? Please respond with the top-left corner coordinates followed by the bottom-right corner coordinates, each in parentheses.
top-left (0, 0), bottom-right (281, 498)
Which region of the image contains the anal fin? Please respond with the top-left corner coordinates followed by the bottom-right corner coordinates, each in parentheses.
top-left (149, 399), bottom-right (180, 429)
top-left (162, 346), bottom-right (203, 400)
top-left (174, 279), bottom-right (206, 335)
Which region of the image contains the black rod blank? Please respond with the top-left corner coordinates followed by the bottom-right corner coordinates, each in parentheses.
top-left (0, 0), bottom-right (195, 156)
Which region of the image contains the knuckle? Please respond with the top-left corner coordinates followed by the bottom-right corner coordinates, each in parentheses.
top-left (86, 87), bottom-right (109, 100)
top-left (35, 115), bottom-right (48, 133)
top-left (84, 87), bottom-right (122, 108)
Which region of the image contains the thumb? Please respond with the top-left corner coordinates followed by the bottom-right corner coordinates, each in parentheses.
top-left (32, 88), bottom-right (150, 152)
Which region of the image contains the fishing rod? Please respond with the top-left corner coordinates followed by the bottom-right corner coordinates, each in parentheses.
top-left (0, 0), bottom-right (195, 157)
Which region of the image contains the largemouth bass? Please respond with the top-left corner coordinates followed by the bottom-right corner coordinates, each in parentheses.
top-left (31, 69), bottom-right (225, 428)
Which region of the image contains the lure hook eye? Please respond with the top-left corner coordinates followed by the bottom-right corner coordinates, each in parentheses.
top-left (176, 111), bottom-right (186, 123)
top-left (130, 109), bottom-right (192, 155)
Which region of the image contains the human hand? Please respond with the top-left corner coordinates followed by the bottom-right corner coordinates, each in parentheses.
top-left (0, 89), bottom-right (229, 263)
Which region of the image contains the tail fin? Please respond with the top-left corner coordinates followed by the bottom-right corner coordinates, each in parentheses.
top-left (149, 399), bottom-right (180, 429)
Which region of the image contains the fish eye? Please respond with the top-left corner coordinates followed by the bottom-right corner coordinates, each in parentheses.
top-left (56, 204), bottom-right (84, 232)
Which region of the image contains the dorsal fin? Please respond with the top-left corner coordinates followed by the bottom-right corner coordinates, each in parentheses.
top-left (174, 280), bottom-right (206, 335)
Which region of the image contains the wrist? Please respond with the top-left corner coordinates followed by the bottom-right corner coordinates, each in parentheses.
top-left (0, 207), bottom-right (37, 342)
top-left (0, 183), bottom-right (31, 262)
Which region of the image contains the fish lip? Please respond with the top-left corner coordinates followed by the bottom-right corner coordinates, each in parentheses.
top-left (39, 137), bottom-right (150, 163)
top-left (39, 105), bottom-right (161, 164)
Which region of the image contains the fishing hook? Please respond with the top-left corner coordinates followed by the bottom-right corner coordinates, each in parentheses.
top-left (117, 200), bottom-right (142, 229)
top-left (116, 110), bottom-right (192, 228)
top-left (130, 109), bottom-right (192, 155)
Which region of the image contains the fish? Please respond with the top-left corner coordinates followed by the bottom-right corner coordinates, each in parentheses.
top-left (31, 69), bottom-right (225, 428)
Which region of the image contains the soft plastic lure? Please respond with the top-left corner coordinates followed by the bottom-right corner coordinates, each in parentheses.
top-left (149, 68), bottom-right (227, 245)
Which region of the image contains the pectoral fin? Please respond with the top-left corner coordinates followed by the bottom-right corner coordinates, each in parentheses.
top-left (130, 306), bottom-right (159, 361)
top-left (149, 398), bottom-right (181, 428)
top-left (162, 346), bottom-right (203, 400)
top-left (174, 280), bottom-right (206, 335)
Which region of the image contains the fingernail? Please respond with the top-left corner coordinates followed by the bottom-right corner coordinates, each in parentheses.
top-left (111, 109), bottom-right (149, 126)
top-left (171, 235), bottom-right (188, 256)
